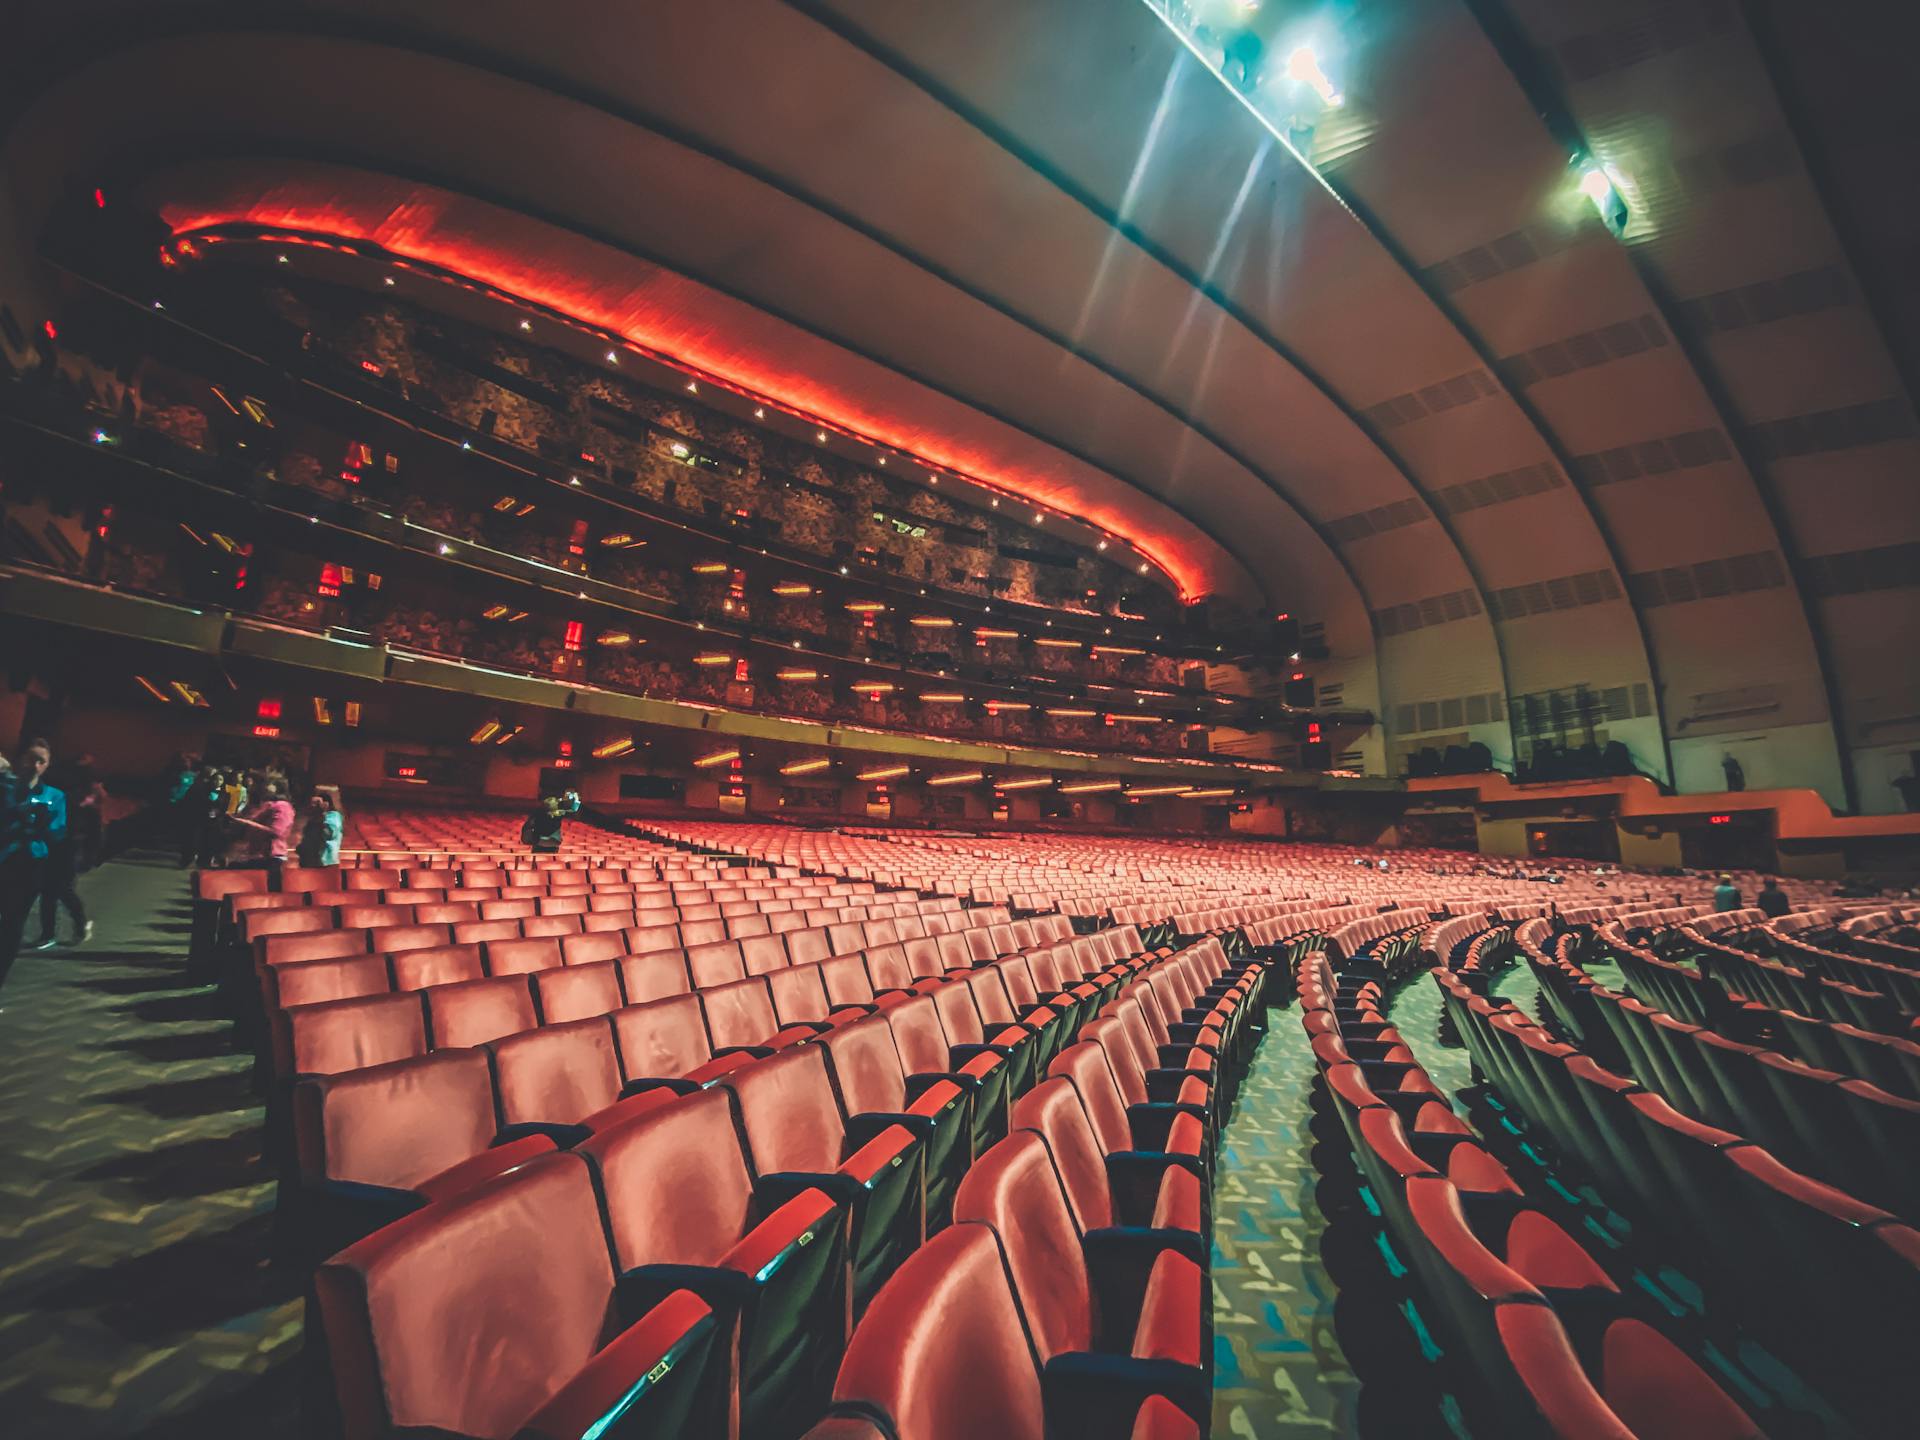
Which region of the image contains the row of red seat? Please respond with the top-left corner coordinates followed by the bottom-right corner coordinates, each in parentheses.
top-left (1440, 935), bottom-right (1920, 1435)
top-left (1304, 951), bottom-right (1769, 1438)
top-left (284, 923), bottom-right (1173, 1261)
top-left (310, 928), bottom-right (1265, 1437)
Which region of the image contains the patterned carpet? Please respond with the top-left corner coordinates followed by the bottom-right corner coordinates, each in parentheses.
top-left (1210, 1006), bottom-right (1363, 1439)
top-left (0, 854), bottom-right (300, 1439)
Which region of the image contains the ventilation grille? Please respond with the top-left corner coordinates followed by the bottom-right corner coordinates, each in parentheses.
top-left (1372, 587), bottom-right (1484, 637)
top-left (1317, 682), bottom-right (1345, 706)
top-left (1499, 316), bottom-right (1669, 389)
top-left (1485, 569), bottom-right (1623, 622)
top-left (1670, 133), bottom-right (1797, 200)
top-left (1570, 428), bottom-right (1731, 487)
top-left (1801, 541), bottom-right (1920, 598)
top-left (1740, 397), bottom-right (1918, 460)
top-left (1325, 496), bottom-right (1430, 544)
top-left (1422, 219), bottom-right (1591, 295)
top-left (1678, 266), bottom-right (1850, 337)
top-left (1433, 462), bottom-right (1566, 515)
top-left (1509, 684), bottom-right (1656, 739)
top-left (1628, 551), bottom-right (1787, 607)
top-left (1394, 691), bottom-right (1506, 736)
top-left (1553, 1), bottom-right (1736, 82)
top-left (1360, 370), bottom-right (1500, 432)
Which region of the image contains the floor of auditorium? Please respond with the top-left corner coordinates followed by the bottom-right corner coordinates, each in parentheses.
top-left (0, 853), bottom-right (301, 1440)
top-left (0, 856), bottom-right (1456, 1439)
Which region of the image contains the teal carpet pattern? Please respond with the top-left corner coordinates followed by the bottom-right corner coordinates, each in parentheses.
top-left (1211, 1009), bottom-right (1362, 1439)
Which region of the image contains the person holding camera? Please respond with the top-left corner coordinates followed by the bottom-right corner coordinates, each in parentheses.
top-left (521, 789), bottom-right (581, 854)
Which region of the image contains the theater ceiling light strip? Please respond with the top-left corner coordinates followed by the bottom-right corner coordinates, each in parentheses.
top-left (995, 776), bottom-right (1053, 790)
top-left (693, 749), bottom-right (740, 767)
top-left (857, 765), bottom-right (910, 781)
top-left (1122, 784), bottom-right (1188, 797)
top-left (161, 214), bottom-right (1198, 597)
top-left (780, 757), bottom-right (832, 775)
top-left (1059, 780), bottom-right (1123, 794)
top-left (926, 770), bottom-right (984, 786)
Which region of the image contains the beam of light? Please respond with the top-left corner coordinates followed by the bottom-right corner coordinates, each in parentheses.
top-left (1070, 57), bottom-right (1184, 349)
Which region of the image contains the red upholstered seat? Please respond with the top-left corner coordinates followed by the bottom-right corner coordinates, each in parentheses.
top-left (820, 1015), bottom-right (971, 1226)
top-left (952, 1131), bottom-right (1207, 1429)
top-left (826, 1222), bottom-right (1046, 1440)
top-left (579, 1089), bottom-right (849, 1436)
top-left (316, 1154), bottom-right (725, 1439)
top-left (722, 1044), bottom-right (926, 1311)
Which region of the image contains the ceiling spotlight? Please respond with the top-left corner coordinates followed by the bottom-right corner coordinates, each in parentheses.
top-left (1139, 563), bottom-right (1150, 573)
top-left (816, 430), bottom-right (828, 442)
top-left (877, 456), bottom-right (887, 466)
top-left (605, 350), bottom-right (619, 363)
top-left (383, 276), bottom-right (396, 287)
top-left (518, 318), bottom-right (530, 329)
top-left (686, 381), bottom-right (698, 393)
top-left (1097, 540), bottom-right (1108, 551)
top-left (1285, 44), bottom-right (1343, 107)
top-left (754, 407), bottom-right (766, 419)
top-left (276, 254), bottom-right (289, 264)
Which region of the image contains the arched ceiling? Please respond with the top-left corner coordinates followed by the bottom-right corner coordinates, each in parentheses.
top-left (10, 0), bottom-right (1915, 804)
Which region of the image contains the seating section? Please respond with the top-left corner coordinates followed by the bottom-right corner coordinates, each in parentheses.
top-left (203, 812), bottom-right (1888, 1437)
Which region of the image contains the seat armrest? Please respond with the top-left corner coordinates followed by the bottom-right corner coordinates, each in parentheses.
top-left (518, 1290), bottom-right (727, 1440)
top-left (846, 1109), bottom-right (937, 1150)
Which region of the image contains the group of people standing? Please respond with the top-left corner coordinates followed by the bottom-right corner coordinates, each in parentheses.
top-left (169, 757), bottom-right (343, 875)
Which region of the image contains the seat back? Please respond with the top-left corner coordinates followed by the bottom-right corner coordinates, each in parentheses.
top-left (687, 940), bottom-right (748, 990)
top-left (489, 1018), bottom-right (622, 1128)
top-left (700, 977), bottom-right (783, 1052)
top-left (278, 992), bottom-right (429, 1080)
top-left (485, 936), bottom-right (564, 976)
top-left (611, 994), bottom-right (714, 1081)
top-left (820, 1016), bottom-right (910, 1117)
top-left (534, 962), bottom-right (624, 1024)
top-left (886, 996), bottom-right (952, 1077)
top-left (581, 1088), bottom-right (754, 1269)
top-left (722, 1045), bottom-right (848, 1176)
top-left (425, 975), bottom-right (538, 1050)
top-left (294, 1050), bottom-right (498, 1192)
top-left (951, 1131), bottom-right (1092, 1362)
top-left (561, 932), bottom-right (625, 968)
top-left (830, 1222), bottom-right (1046, 1440)
top-left (389, 943), bottom-right (485, 992)
top-left (315, 1153), bottom-right (614, 1440)
top-left (741, 933), bottom-right (790, 977)
top-left (619, 951), bottom-right (692, 1005)
top-left (1049, 1043), bottom-right (1134, 1157)
top-left (1009, 1078), bottom-right (1115, 1232)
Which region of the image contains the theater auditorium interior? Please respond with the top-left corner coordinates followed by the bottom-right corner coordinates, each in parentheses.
top-left (3, 2), bottom-right (1920, 1438)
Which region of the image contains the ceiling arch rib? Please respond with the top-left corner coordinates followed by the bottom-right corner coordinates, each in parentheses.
top-left (6, 31), bottom-right (1375, 623)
